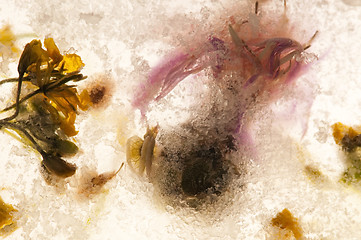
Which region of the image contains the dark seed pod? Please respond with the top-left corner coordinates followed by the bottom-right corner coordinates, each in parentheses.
top-left (341, 134), bottom-right (361, 152)
top-left (181, 146), bottom-right (227, 196)
top-left (41, 152), bottom-right (76, 178)
top-left (90, 86), bottom-right (106, 105)
top-left (152, 127), bottom-right (237, 209)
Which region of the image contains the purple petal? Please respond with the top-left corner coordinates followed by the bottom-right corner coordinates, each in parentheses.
top-left (132, 39), bottom-right (228, 116)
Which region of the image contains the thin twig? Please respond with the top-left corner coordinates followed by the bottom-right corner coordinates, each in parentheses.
top-left (0, 72), bottom-right (84, 113)
top-left (0, 77), bottom-right (31, 85)
top-left (1, 73), bottom-right (24, 121)
top-left (0, 78), bottom-right (20, 85)
top-left (1, 89), bottom-right (41, 112)
top-left (45, 72), bottom-right (84, 91)
top-left (303, 30), bottom-right (319, 50)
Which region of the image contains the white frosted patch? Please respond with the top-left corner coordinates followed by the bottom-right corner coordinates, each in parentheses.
top-left (0, 0), bottom-right (360, 239)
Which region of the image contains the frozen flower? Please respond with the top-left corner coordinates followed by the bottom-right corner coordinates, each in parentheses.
top-left (0, 37), bottom-right (91, 180)
top-left (126, 126), bottom-right (158, 177)
top-left (4, 38), bottom-right (91, 136)
top-left (43, 87), bottom-right (91, 136)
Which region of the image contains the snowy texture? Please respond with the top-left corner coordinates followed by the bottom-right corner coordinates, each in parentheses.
top-left (0, 0), bottom-right (361, 239)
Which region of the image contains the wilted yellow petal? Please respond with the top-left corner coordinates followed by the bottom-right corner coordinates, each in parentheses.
top-left (64, 89), bottom-right (82, 108)
top-left (0, 26), bottom-right (17, 47)
top-left (348, 127), bottom-right (361, 139)
top-left (271, 208), bottom-right (303, 240)
top-left (39, 96), bottom-right (61, 124)
top-left (18, 39), bottom-right (48, 75)
top-left (44, 37), bottom-right (63, 64)
top-left (78, 90), bottom-right (92, 111)
top-left (0, 196), bottom-right (17, 230)
top-left (332, 122), bottom-right (347, 145)
top-left (48, 97), bottom-right (69, 117)
top-left (44, 86), bottom-right (91, 137)
top-left (48, 87), bottom-right (76, 98)
top-left (332, 122), bottom-right (361, 145)
top-left (52, 88), bottom-right (91, 112)
top-left (60, 112), bottom-right (78, 137)
top-left (49, 87), bottom-right (82, 113)
top-left (61, 53), bottom-right (84, 73)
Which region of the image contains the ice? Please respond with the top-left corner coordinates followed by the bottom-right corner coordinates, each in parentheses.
top-left (341, 0), bottom-right (361, 6)
top-left (0, 0), bottom-right (361, 239)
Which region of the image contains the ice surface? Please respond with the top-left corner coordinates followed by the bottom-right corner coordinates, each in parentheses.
top-left (0, 0), bottom-right (361, 239)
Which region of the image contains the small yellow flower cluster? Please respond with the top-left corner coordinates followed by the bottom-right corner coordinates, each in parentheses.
top-left (0, 25), bottom-right (19, 59)
top-left (0, 196), bottom-right (17, 235)
top-left (332, 122), bottom-right (361, 145)
top-left (18, 38), bottom-right (92, 136)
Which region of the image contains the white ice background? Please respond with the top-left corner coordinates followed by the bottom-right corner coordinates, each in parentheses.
top-left (1, 0), bottom-right (361, 239)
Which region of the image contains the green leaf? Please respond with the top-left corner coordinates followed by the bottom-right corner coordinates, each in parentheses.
top-left (54, 139), bottom-right (78, 156)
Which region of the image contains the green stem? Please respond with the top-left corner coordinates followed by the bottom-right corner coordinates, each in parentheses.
top-left (0, 121), bottom-right (43, 153)
top-left (0, 76), bottom-right (31, 86)
top-left (1, 73), bottom-right (24, 121)
top-left (45, 72), bottom-right (84, 91)
top-left (0, 72), bottom-right (84, 113)
top-left (1, 89), bottom-right (41, 112)
top-left (228, 25), bottom-right (262, 71)
top-left (0, 77), bottom-right (19, 85)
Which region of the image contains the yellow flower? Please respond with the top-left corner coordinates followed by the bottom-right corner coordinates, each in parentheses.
top-left (17, 38), bottom-right (91, 137)
top-left (332, 122), bottom-right (361, 145)
top-left (0, 25), bottom-right (20, 57)
top-left (60, 53), bottom-right (84, 73)
top-left (20, 38), bottom-right (84, 82)
top-left (18, 39), bottom-right (47, 76)
top-left (45, 88), bottom-right (92, 137)
top-left (44, 38), bottom-right (84, 73)
top-left (44, 37), bottom-right (63, 65)
top-left (0, 196), bottom-right (17, 231)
